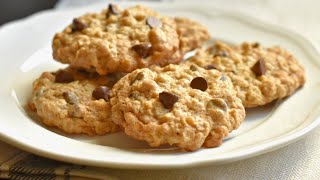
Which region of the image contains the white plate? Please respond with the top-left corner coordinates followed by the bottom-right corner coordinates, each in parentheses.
top-left (1, 2), bottom-right (320, 169)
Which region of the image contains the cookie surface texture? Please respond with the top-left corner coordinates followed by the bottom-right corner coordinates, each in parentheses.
top-left (185, 41), bottom-right (306, 107)
top-left (175, 17), bottom-right (210, 54)
top-left (28, 68), bottom-right (121, 135)
top-left (52, 5), bottom-right (181, 75)
top-left (111, 64), bottom-right (245, 151)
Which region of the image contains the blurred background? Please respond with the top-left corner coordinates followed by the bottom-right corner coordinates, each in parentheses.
top-left (0, 0), bottom-right (319, 50)
top-left (0, 0), bottom-right (57, 25)
top-left (0, 0), bottom-right (162, 25)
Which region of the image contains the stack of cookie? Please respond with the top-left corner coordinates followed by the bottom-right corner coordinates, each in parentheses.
top-left (28, 4), bottom-right (305, 151)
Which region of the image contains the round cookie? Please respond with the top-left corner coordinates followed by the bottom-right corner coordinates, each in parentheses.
top-left (174, 17), bottom-right (210, 55)
top-left (28, 67), bottom-right (122, 135)
top-left (53, 5), bottom-right (181, 75)
top-left (110, 64), bottom-right (245, 151)
top-left (184, 41), bottom-right (306, 107)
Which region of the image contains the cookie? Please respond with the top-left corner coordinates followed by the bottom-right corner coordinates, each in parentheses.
top-left (28, 67), bottom-right (122, 135)
top-left (175, 17), bottom-right (210, 54)
top-left (184, 41), bottom-right (306, 107)
top-left (53, 5), bottom-right (182, 75)
top-left (110, 64), bottom-right (245, 151)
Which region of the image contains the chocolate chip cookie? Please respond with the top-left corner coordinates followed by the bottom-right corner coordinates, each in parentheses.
top-left (110, 64), bottom-right (245, 151)
top-left (53, 5), bottom-right (176, 75)
top-left (184, 41), bottom-right (306, 107)
top-left (28, 67), bottom-right (123, 135)
top-left (174, 17), bottom-right (210, 54)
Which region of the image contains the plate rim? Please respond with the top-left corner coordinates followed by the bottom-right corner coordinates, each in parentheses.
top-left (1, 2), bottom-right (320, 169)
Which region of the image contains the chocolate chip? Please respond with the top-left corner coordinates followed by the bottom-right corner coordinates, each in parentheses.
top-left (205, 64), bottom-right (218, 70)
top-left (190, 77), bottom-right (208, 91)
top-left (159, 91), bottom-right (179, 109)
top-left (107, 4), bottom-right (120, 17)
top-left (214, 51), bottom-right (228, 57)
top-left (55, 71), bottom-right (74, 83)
top-left (251, 58), bottom-right (266, 76)
top-left (207, 98), bottom-right (228, 112)
top-left (63, 92), bottom-right (78, 104)
top-left (71, 18), bottom-right (88, 32)
top-left (146, 17), bottom-right (162, 28)
top-left (132, 43), bottom-right (152, 58)
top-left (253, 42), bottom-right (260, 48)
top-left (92, 86), bottom-right (110, 102)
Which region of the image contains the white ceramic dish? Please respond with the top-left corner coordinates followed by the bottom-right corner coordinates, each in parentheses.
top-left (1, 2), bottom-right (320, 169)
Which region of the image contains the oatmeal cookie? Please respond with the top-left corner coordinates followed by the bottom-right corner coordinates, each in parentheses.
top-left (175, 17), bottom-right (210, 54)
top-left (52, 5), bottom-right (182, 75)
top-left (110, 64), bottom-right (245, 151)
top-left (184, 41), bottom-right (306, 107)
top-left (28, 67), bottom-right (122, 135)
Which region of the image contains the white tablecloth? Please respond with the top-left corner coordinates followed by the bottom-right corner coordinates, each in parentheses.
top-left (0, 0), bottom-right (319, 179)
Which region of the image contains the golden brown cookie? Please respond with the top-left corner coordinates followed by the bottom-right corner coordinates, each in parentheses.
top-left (184, 41), bottom-right (306, 107)
top-left (52, 5), bottom-right (210, 75)
top-left (28, 67), bottom-right (123, 135)
top-left (110, 64), bottom-right (245, 151)
top-left (53, 5), bottom-right (182, 75)
top-left (174, 17), bottom-right (210, 54)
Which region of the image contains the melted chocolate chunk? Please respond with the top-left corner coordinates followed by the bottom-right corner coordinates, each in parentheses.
top-left (55, 71), bottom-right (74, 83)
top-left (190, 77), bottom-right (208, 91)
top-left (132, 43), bottom-right (152, 58)
top-left (92, 86), bottom-right (110, 102)
top-left (251, 58), bottom-right (266, 76)
top-left (159, 91), bottom-right (179, 109)
top-left (71, 18), bottom-right (88, 32)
